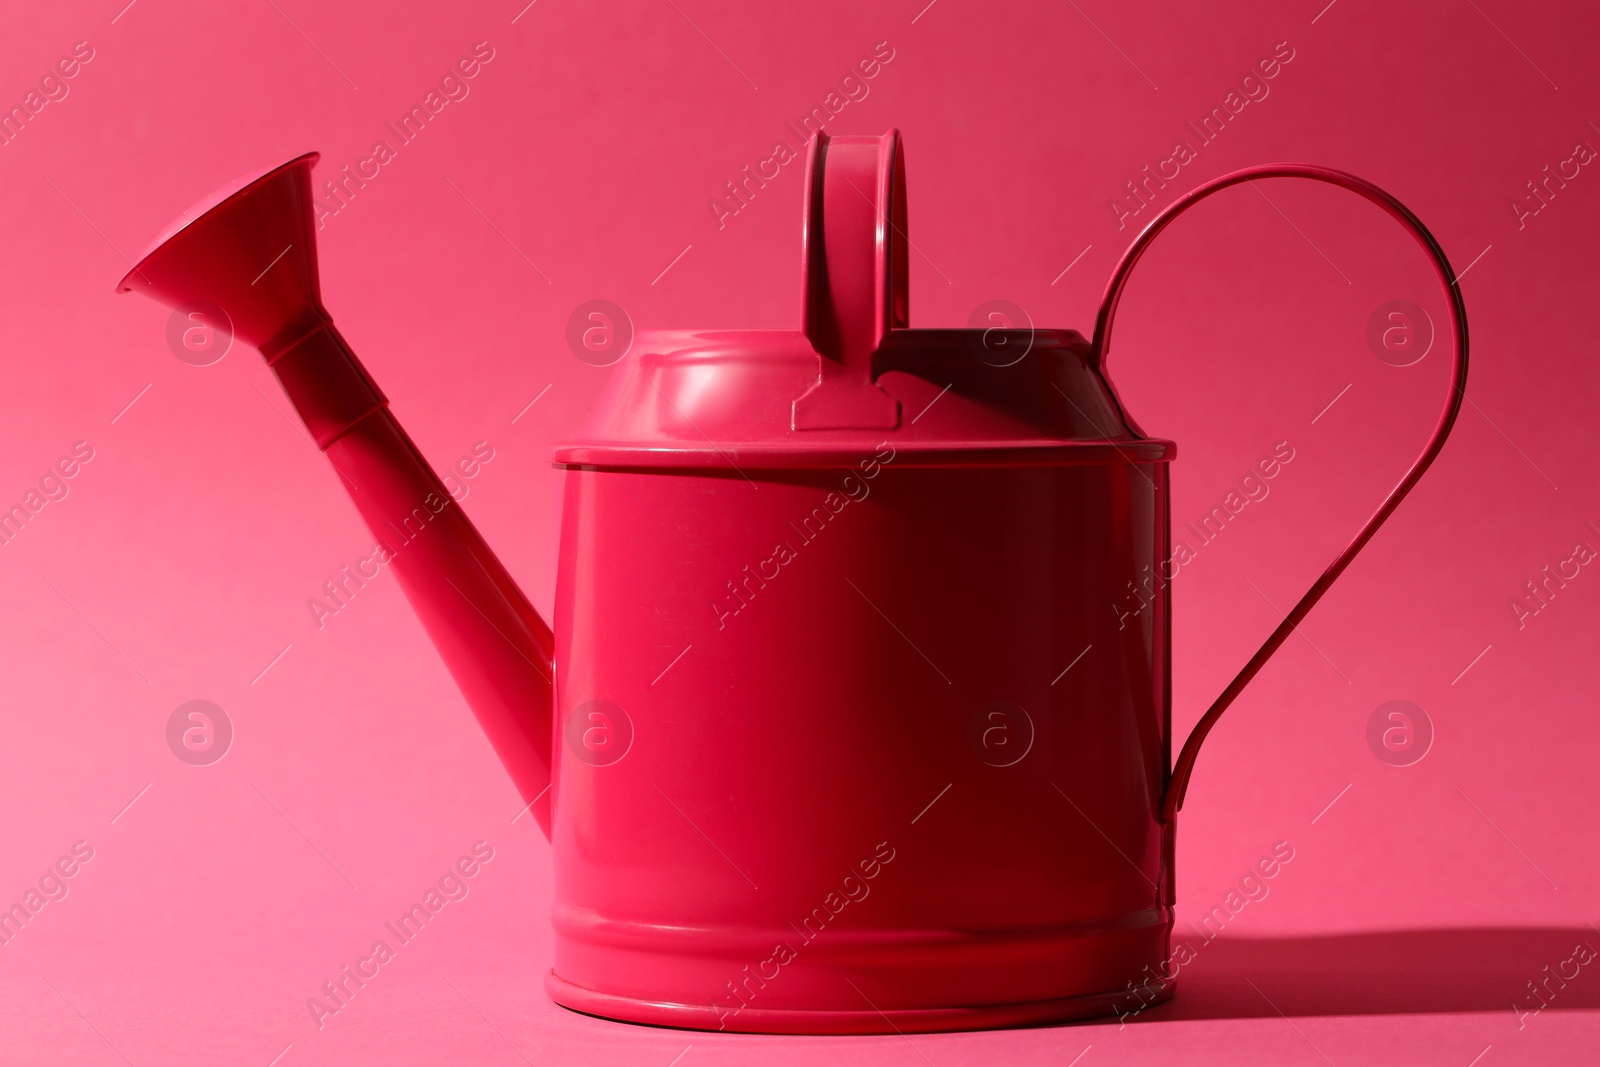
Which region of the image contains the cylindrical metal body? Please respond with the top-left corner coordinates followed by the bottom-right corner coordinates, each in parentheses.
top-left (546, 453), bottom-right (1174, 1031)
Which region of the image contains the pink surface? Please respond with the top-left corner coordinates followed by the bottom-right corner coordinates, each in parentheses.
top-left (0, 0), bottom-right (1596, 1063)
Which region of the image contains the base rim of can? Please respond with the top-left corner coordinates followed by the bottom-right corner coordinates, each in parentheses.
top-left (544, 970), bottom-right (1176, 1034)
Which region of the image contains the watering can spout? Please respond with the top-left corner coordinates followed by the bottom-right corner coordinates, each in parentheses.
top-left (117, 153), bottom-right (558, 838)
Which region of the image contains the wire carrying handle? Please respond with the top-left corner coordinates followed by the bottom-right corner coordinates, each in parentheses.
top-left (1090, 164), bottom-right (1470, 824)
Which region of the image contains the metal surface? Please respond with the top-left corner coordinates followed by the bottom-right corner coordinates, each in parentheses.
top-left (116, 135), bottom-right (1466, 1033)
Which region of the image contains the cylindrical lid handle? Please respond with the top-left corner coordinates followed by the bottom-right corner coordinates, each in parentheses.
top-left (792, 130), bottom-right (905, 430)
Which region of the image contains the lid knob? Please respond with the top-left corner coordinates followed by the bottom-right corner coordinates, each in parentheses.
top-left (791, 130), bottom-right (905, 430)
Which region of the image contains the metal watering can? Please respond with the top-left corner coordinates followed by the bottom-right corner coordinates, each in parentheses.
top-left (117, 131), bottom-right (1467, 1033)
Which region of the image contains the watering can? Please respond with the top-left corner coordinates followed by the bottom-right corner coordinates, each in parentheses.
top-left (117, 131), bottom-right (1467, 1033)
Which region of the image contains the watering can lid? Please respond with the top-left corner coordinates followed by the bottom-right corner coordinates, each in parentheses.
top-left (556, 131), bottom-right (1172, 471)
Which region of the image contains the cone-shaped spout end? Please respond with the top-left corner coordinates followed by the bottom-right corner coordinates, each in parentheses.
top-left (117, 152), bottom-right (328, 351)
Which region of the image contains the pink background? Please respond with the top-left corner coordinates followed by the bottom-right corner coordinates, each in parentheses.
top-left (1, 0), bottom-right (1597, 1062)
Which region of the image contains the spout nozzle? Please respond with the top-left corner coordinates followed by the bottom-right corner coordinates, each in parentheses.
top-left (117, 152), bottom-right (328, 351)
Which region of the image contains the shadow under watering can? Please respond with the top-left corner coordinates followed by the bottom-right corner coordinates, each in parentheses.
top-left (116, 131), bottom-right (1468, 1033)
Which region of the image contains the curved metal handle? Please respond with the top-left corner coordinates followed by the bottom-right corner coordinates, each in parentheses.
top-left (1090, 164), bottom-right (1470, 824)
top-left (791, 129), bottom-right (906, 430)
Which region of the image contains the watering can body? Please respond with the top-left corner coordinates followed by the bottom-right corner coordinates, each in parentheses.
top-left (548, 327), bottom-right (1174, 1030)
top-left (117, 130), bottom-right (1466, 1033)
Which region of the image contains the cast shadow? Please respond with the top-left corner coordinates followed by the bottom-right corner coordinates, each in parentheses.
top-left (1138, 928), bottom-right (1598, 1021)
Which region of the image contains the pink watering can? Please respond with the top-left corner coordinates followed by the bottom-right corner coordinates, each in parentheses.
top-left (117, 131), bottom-right (1466, 1033)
